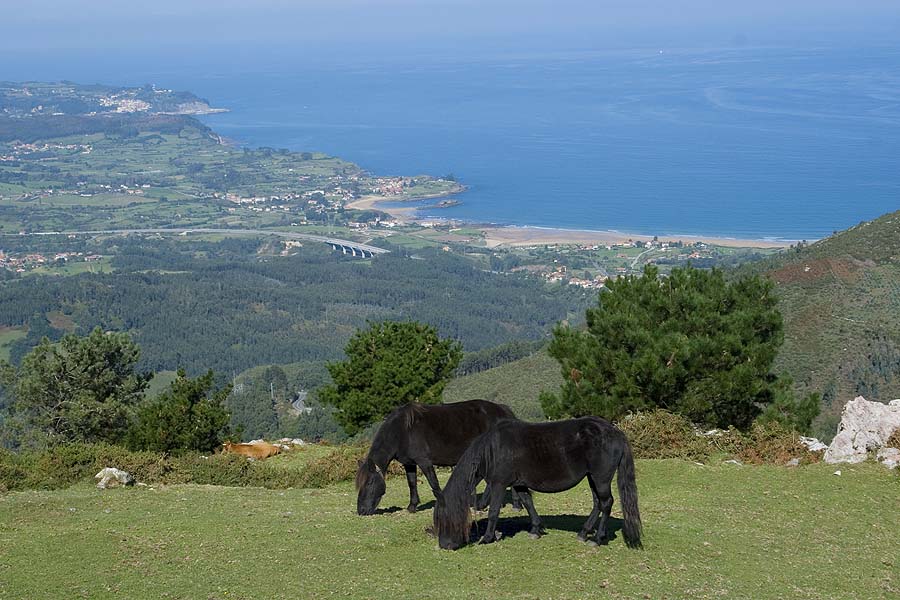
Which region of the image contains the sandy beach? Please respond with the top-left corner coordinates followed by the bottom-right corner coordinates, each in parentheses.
top-left (347, 195), bottom-right (792, 249)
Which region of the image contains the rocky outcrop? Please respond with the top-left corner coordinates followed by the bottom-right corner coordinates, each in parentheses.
top-left (95, 467), bottom-right (135, 489)
top-left (876, 447), bottom-right (900, 469)
top-left (823, 396), bottom-right (900, 465)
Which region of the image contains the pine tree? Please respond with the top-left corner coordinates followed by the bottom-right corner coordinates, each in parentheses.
top-left (541, 265), bottom-right (818, 430)
top-left (319, 321), bottom-right (462, 435)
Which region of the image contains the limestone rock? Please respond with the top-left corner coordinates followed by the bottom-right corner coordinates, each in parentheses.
top-left (876, 447), bottom-right (900, 469)
top-left (799, 436), bottom-right (828, 452)
top-left (823, 396), bottom-right (900, 464)
top-left (95, 467), bottom-right (135, 489)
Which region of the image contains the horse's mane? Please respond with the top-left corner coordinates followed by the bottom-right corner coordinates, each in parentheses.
top-left (433, 427), bottom-right (497, 543)
top-left (355, 457), bottom-right (374, 491)
top-left (399, 402), bottom-right (428, 430)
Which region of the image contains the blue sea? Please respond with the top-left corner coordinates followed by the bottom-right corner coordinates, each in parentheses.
top-left (7, 45), bottom-right (900, 240)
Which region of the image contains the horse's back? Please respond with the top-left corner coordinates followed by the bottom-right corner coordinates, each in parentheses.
top-left (396, 400), bottom-right (516, 465)
top-left (485, 416), bottom-right (627, 491)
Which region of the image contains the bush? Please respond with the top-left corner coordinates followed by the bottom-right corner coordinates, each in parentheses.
top-left (296, 444), bottom-right (403, 488)
top-left (0, 442), bottom-right (405, 492)
top-left (616, 411), bottom-right (710, 461)
top-left (615, 410), bottom-right (822, 465)
top-left (733, 422), bottom-right (822, 466)
top-left (885, 429), bottom-right (900, 450)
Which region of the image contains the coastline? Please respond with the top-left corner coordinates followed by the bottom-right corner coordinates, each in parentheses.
top-left (347, 195), bottom-right (793, 249)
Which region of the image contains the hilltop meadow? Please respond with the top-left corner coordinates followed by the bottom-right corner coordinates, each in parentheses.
top-left (1, 451), bottom-right (897, 600)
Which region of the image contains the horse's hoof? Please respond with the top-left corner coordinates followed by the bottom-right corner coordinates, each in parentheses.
top-left (406, 505), bottom-right (418, 513)
top-left (577, 532), bottom-right (589, 542)
top-left (585, 540), bottom-right (599, 548)
top-left (528, 532), bottom-right (542, 540)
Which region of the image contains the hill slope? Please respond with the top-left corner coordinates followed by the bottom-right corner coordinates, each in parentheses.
top-left (443, 351), bottom-right (560, 420)
top-left (446, 211), bottom-right (900, 435)
top-left (756, 210), bottom-right (900, 432)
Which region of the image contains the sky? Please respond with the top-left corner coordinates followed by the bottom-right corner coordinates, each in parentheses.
top-left (2, 0), bottom-right (899, 60)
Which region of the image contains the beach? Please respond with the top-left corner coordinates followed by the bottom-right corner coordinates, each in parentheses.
top-left (347, 195), bottom-right (792, 249)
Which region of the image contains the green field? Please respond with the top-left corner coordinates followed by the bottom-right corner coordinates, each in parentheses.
top-left (0, 326), bottom-right (27, 362)
top-left (1, 459), bottom-right (896, 599)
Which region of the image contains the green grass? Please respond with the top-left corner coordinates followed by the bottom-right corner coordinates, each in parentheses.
top-left (0, 325), bottom-right (27, 362)
top-left (0, 460), bottom-right (896, 599)
top-left (444, 351), bottom-right (561, 420)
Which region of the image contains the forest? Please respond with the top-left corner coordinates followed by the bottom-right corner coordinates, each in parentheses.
top-left (0, 235), bottom-right (591, 377)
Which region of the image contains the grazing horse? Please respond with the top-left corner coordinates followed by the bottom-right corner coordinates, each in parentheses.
top-left (433, 416), bottom-right (642, 550)
top-left (355, 399), bottom-right (519, 515)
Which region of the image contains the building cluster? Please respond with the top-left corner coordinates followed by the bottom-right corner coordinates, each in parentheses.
top-left (0, 141), bottom-right (92, 162)
top-left (0, 250), bottom-right (102, 273)
top-left (99, 95), bottom-right (151, 113)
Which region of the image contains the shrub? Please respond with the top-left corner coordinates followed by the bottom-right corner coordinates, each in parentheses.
top-left (616, 410), bottom-right (711, 461)
top-left (296, 444), bottom-right (403, 488)
top-left (0, 442), bottom-right (405, 492)
top-left (885, 429), bottom-right (900, 450)
top-left (733, 422), bottom-right (821, 466)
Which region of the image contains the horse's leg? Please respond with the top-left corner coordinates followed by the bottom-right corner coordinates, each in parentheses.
top-left (419, 462), bottom-right (444, 504)
top-left (509, 487), bottom-right (524, 511)
top-left (474, 480), bottom-right (490, 511)
top-left (404, 464), bottom-right (420, 513)
top-left (591, 478), bottom-right (615, 545)
top-left (478, 482), bottom-right (506, 544)
top-left (514, 486), bottom-right (545, 539)
top-left (577, 477), bottom-right (602, 543)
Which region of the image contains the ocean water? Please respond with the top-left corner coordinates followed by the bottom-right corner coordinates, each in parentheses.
top-left (9, 45), bottom-right (900, 239)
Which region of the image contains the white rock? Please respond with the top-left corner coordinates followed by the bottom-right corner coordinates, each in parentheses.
top-left (833, 470), bottom-right (841, 476)
top-left (95, 467), bottom-right (135, 489)
top-left (800, 436), bottom-right (828, 452)
top-left (785, 458), bottom-right (800, 467)
top-left (876, 447), bottom-right (900, 469)
top-left (723, 459), bottom-right (743, 466)
top-left (823, 396), bottom-right (900, 464)
top-left (278, 437), bottom-right (306, 446)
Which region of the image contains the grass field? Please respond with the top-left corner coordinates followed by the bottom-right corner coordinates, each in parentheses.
top-left (0, 325), bottom-right (27, 362)
top-left (444, 351), bottom-right (561, 421)
top-left (1, 459), bottom-right (896, 599)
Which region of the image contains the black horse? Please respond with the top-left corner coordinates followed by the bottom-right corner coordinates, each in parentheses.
top-left (433, 416), bottom-right (642, 550)
top-left (355, 399), bottom-right (519, 515)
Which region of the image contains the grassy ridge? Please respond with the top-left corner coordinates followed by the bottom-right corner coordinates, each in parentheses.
top-left (0, 461), bottom-right (896, 599)
top-left (443, 351), bottom-right (561, 420)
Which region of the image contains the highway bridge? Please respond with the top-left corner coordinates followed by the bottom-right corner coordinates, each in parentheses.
top-left (17, 228), bottom-right (389, 258)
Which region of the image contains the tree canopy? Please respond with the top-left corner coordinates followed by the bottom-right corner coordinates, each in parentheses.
top-left (541, 265), bottom-right (818, 431)
top-left (319, 321), bottom-right (462, 435)
top-left (4, 327), bottom-right (150, 446)
top-left (127, 369), bottom-right (231, 454)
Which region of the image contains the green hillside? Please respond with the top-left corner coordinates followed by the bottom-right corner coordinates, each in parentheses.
top-left (443, 350), bottom-right (560, 420)
top-left (756, 210), bottom-right (900, 434)
top-left (445, 210), bottom-right (900, 436)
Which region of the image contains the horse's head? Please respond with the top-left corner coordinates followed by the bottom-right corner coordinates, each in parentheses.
top-left (355, 459), bottom-right (386, 516)
top-left (433, 493), bottom-right (471, 550)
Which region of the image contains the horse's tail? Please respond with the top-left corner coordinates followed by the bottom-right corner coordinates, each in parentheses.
top-left (433, 429), bottom-right (494, 542)
top-left (616, 438), bottom-right (643, 549)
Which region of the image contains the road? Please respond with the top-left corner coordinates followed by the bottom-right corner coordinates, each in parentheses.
top-left (13, 227), bottom-right (389, 255)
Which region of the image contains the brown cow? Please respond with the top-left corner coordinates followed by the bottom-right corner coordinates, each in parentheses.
top-left (222, 441), bottom-right (282, 460)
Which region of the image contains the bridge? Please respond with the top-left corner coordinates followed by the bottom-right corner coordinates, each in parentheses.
top-left (17, 227), bottom-right (389, 258)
